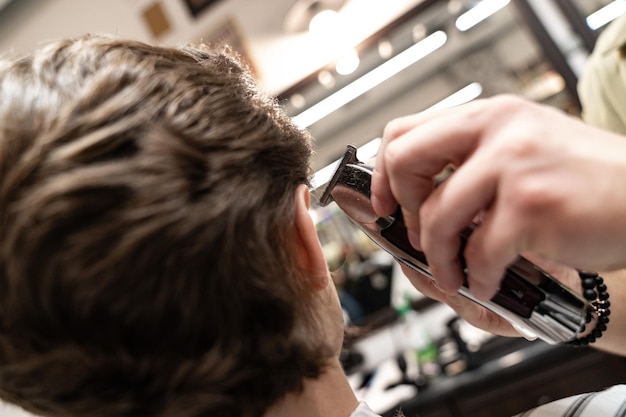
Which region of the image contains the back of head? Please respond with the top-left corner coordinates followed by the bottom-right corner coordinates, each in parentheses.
top-left (0, 35), bottom-right (331, 417)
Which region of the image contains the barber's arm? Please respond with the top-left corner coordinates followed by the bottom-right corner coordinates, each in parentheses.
top-left (371, 95), bottom-right (626, 353)
top-left (371, 95), bottom-right (626, 300)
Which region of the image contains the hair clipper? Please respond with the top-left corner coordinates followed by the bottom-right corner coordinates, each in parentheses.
top-left (316, 145), bottom-right (592, 344)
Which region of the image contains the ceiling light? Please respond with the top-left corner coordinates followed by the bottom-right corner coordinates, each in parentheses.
top-left (335, 50), bottom-right (360, 75)
top-left (378, 39), bottom-right (394, 59)
top-left (290, 93), bottom-right (306, 109)
top-left (586, 0), bottom-right (626, 30)
top-left (412, 24), bottom-right (427, 42)
top-left (283, 0), bottom-right (348, 33)
top-left (292, 30), bottom-right (448, 128)
top-left (448, 0), bottom-right (464, 14)
top-left (455, 0), bottom-right (511, 32)
top-left (318, 70), bottom-right (336, 88)
top-left (309, 9), bottom-right (341, 35)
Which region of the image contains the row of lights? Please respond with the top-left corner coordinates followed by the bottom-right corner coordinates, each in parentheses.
top-left (291, 0), bottom-right (626, 129)
top-left (291, 0), bottom-right (511, 128)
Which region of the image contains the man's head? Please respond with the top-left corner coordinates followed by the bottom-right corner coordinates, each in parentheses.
top-left (0, 35), bottom-right (341, 417)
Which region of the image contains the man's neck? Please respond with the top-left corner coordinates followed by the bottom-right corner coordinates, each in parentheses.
top-left (264, 359), bottom-right (359, 417)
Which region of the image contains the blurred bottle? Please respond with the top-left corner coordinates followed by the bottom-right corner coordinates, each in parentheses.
top-left (395, 296), bottom-right (440, 383)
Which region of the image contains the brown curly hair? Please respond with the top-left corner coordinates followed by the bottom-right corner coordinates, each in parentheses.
top-left (0, 35), bottom-right (333, 417)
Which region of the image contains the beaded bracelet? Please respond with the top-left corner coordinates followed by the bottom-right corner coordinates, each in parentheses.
top-left (567, 271), bottom-right (611, 347)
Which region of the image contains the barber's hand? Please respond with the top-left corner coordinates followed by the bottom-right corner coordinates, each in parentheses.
top-left (398, 254), bottom-right (581, 338)
top-left (372, 95), bottom-right (626, 300)
top-left (398, 263), bottom-right (518, 337)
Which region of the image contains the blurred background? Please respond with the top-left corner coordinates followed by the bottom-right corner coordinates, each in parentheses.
top-left (2, 1), bottom-right (626, 416)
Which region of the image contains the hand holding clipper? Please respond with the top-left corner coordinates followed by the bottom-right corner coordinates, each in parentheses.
top-left (317, 145), bottom-right (600, 345)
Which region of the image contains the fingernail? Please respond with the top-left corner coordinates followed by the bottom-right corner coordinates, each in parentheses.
top-left (371, 195), bottom-right (382, 215)
top-left (471, 282), bottom-right (495, 302)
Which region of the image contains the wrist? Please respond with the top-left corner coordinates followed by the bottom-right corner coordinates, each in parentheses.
top-left (567, 271), bottom-right (610, 347)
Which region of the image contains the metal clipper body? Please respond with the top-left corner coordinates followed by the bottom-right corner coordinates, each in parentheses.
top-left (317, 145), bottom-right (591, 344)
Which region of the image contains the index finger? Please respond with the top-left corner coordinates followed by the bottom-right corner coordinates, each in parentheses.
top-left (371, 100), bottom-right (488, 218)
top-left (372, 113), bottom-right (428, 217)
top-left (373, 99), bottom-right (490, 219)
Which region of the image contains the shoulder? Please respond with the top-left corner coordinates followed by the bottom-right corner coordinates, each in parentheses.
top-left (514, 385), bottom-right (626, 417)
top-left (578, 14), bottom-right (626, 132)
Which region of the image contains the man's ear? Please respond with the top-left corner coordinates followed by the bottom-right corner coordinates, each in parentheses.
top-left (293, 184), bottom-right (329, 291)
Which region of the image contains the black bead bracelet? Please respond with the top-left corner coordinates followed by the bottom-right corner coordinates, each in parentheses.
top-left (567, 271), bottom-right (611, 347)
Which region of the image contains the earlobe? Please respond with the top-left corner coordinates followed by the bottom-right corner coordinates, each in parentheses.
top-left (293, 184), bottom-right (330, 291)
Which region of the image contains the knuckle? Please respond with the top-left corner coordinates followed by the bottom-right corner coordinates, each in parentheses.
top-left (475, 95), bottom-right (533, 128)
top-left (446, 293), bottom-right (470, 312)
top-left (384, 140), bottom-right (409, 174)
top-left (507, 176), bottom-right (558, 218)
top-left (504, 135), bottom-right (541, 159)
top-left (488, 94), bottom-right (528, 112)
top-left (418, 200), bottom-right (438, 230)
top-left (382, 116), bottom-right (408, 140)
